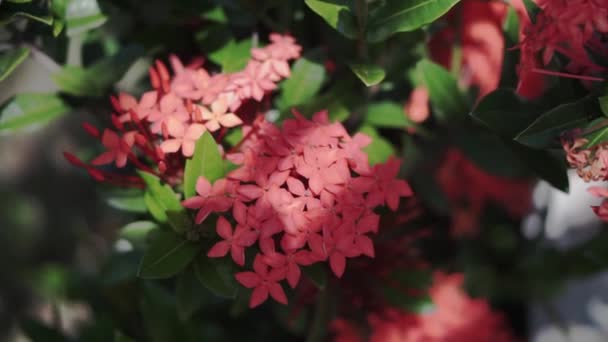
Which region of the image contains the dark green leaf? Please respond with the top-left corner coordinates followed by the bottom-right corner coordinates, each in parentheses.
top-left (194, 255), bottom-right (238, 298)
top-left (366, 0), bottom-right (460, 42)
top-left (138, 230), bottom-right (201, 279)
top-left (350, 63), bottom-right (385, 86)
top-left (302, 263), bottom-right (328, 289)
top-left (0, 47), bottom-right (29, 82)
top-left (0, 93), bottom-right (68, 132)
top-left (20, 319), bottom-right (69, 342)
top-left (359, 124), bottom-right (394, 165)
top-left (140, 282), bottom-right (195, 342)
top-left (304, 0), bottom-right (358, 39)
top-left (510, 144), bottom-right (569, 192)
top-left (0, 1), bottom-right (53, 25)
top-left (176, 267), bottom-right (207, 320)
top-left (208, 39), bottom-right (252, 72)
top-left (599, 95), bottom-right (608, 117)
top-left (471, 88), bottom-right (539, 138)
top-left (139, 171), bottom-right (190, 234)
top-left (103, 188), bottom-right (147, 213)
top-left (522, 0), bottom-right (540, 23)
top-left (65, 0), bottom-right (107, 36)
top-left (184, 131), bottom-right (224, 198)
top-left (584, 125), bottom-right (608, 148)
top-left (515, 96), bottom-right (598, 148)
top-left (365, 101), bottom-right (411, 128)
top-left (278, 55), bottom-right (326, 111)
top-left (202, 6), bottom-right (227, 23)
top-left (416, 59), bottom-right (469, 122)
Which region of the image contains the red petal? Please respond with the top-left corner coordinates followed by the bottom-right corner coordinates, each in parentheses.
top-left (207, 241), bottom-right (230, 258)
top-left (249, 286), bottom-right (269, 308)
top-left (236, 272), bottom-right (261, 288)
top-left (268, 282), bottom-right (288, 305)
top-left (216, 216), bottom-right (233, 239)
top-left (286, 264), bottom-right (301, 288)
top-left (329, 252), bottom-right (346, 278)
top-left (231, 245), bottom-right (246, 266)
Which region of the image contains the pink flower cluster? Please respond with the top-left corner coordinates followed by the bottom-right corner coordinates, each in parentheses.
top-left (331, 273), bottom-right (517, 342)
top-left (183, 110), bottom-right (413, 308)
top-left (519, 0), bottom-right (608, 81)
top-left (562, 135), bottom-right (608, 221)
top-left (65, 34), bottom-right (301, 185)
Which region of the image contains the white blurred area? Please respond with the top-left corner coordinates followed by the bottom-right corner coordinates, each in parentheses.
top-left (526, 171), bottom-right (608, 342)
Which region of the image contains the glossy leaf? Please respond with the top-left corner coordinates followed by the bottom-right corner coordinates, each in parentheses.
top-left (471, 88), bottom-right (539, 138)
top-left (365, 101), bottom-right (411, 128)
top-left (516, 96), bottom-right (598, 148)
top-left (137, 230), bottom-right (201, 279)
top-left (278, 55), bottom-right (326, 111)
top-left (416, 59), bottom-right (469, 122)
top-left (0, 47), bottom-right (29, 82)
top-left (194, 255), bottom-right (238, 298)
top-left (359, 124), bottom-right (394, 165)
top-left (0, 93), bottom-right (68, 132)
top-left (350, 63), bottom-right (385, 86)
top-left (139, 171), bottom-right (190, 234)
top-left (366, 0), bottom-right (460, 42)
top-left (0, 1), bottom-right (53, 25)
top-left (599, 95), bottom-right (608, 117)
top-left (184, 131), bottom-right (224, 198)
top-left (304, 0), bottom-right (358, 39)
top-left (208, 39), bottom-right (252, 72)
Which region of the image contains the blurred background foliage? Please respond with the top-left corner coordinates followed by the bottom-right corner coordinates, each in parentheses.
top-left (2, 0), bottom-right (608, 341)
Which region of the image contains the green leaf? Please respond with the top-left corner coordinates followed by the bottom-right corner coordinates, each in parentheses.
top-left (176, 267), bottom-right (207, 320)
top-left (366, 0), bottom-right (460, 42)
top-left (140, 282), bottom-right (195, 342)
top-left (350, 63), bottom-right (385, 86)
top-left (144, 192), bottom-right (167, 222)
top-left (302, 263), bottom-right (328, 289)
top-left (138, 230), bottom-right (201, 279)
top-left (510, 144), bottom-right (569, 192)
top-left (54, 46), bottom-right (143, 97)
top-left (304, 0), bottom-right (358, 39)
top-left (471, 89), bottom-right (539, 138)
top-left (599, 95), bottom-right (608, 117)
top-left (522, 0), bottom-right (540, 23)
top-left (516, 96), bottom-right (598, 148)
top-left (0, 93), bottom-right (68, 132)
top-left (120, 221), bottom-right (158, 249)
top-left (194, 255), bottom-right (238, 298)
top-left (278, 55), bottom-right (326, 111)
top-left (139, 171), bottom-right (191, 234)
top-left (201, 6), bottom-right (227, 23)
top-left (365, 101), bottom-right (411, 128)
top-left (0, 1), bottom-right (53, 25)
top-left (184, 131), bottom-right (224, 198)
top-left (359, 125), bottom-right (394, 165)
top-left (0, 47), bottom-right (29, 82)
top-left (65, 0), bottom-right (107, 36)
top-left (208, 39), bottom-right (252, 72)
top-left (20, 319), bottom-right (69, 342)
top-left (416, 59), bottom-right (469, 122)
top-left (584, 125), bottom-right (608, 148)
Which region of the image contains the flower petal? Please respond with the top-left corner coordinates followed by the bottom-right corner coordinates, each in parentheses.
top-left (207, 241), bottom-right (230, 258)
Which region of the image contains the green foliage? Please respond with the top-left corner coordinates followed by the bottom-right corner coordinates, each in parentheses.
top-left (365, 101), bottom-right (412, 128)
top-left (278, 53), bottom-right (326, 111)
top-left (194, 254), bottom-right (239, 299)
top-left (304, 0), bottom-right (358, 39)
top-left (359, 124), bottom-right (395, 165)
top-left (208, 39), bottom-right (252, 72)
top-left (0, 47), bottom-right (29, 82)
top-left (137, 230), bottom-right (201, 279)
top-left (349, 63), bottom-right (386, 86)
top-left (415, 59), bottom-right (469, 122)
top-left (139, 172), bottom-right (191, 234)
top-left (0, 93), bottom-right (69, 132)
top-left (183, 132), bottom-right (225, 198)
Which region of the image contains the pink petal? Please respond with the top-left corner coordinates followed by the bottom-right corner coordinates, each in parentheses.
top-left (249, 286), bottom-right (269, 308)
top-left (219, 113), bottom-right (243, 127)
top-left (216, 216), bottom-right (233, 239)
top-left (356, 235), bottom-right (375, 258)
top-left (308, 174), bottom-right (324, 195)
top-left (196, 177), bottom-right (212, 196)
top-left (119, 93), bottom-right (137, 111)
top-left (211, 98), bottom-right (228, 115)
top-left (235, 229), bottom-right (258, 247)
top-left (205, 119), bottom-right (221, 132)
top-left (286, 264), bottom-right (301, 288)
top-left (166, 118), bottom-right (185, 137)
top-left (91, 151), bottom-right (115, 166)
top-left (186, 124), bottom-right (206, 140)
top-left (235, 272), bottom-right (261, 288)
top-left (231, 245), bottom-right (246, 266)
top-left (195, 207), bottom-right (212, 224)
top-left (329, 252), bottom-right (346, 278)
top-left (182, 140), bottom-right (195, 157)
top-left (233, 201), bottom-right (248, 225)
top-left (160, 139), bottom-right (182, 154)
top-left (116, 153), bottom-right (128, 168)
top-left (238, 185), bottom-right (264, 200)
top-left (182, 196), bottom-right (205, 209)
top-left (268, 282), bottom-right (288, 305)
top-left (139, 91), bottom-right (158, 108)
top-left (207, 241), bottom-right (230, 258)
top-left (286, 177), bottom-right (306, 196)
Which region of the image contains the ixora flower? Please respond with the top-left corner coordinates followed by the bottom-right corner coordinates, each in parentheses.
top-left (181, 110), bottom-right (413, 308)
top-left (331, 273), bottom-right (518, 342)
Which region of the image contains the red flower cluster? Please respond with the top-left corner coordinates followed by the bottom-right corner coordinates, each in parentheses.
top-left (64, 34), bottom-right (301, 185)
top-left (519, 0), bottom-right (608, 81)
top-left (183, 111), bottom-right (413, 307)
top-left (331, 273), bottom-right (517, 342)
